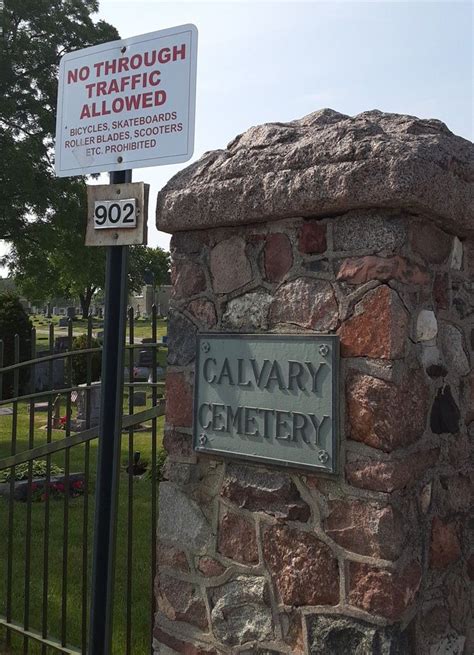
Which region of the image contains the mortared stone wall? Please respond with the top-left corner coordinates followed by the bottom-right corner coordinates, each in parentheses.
top-left (154, 109), bottom-right (474, 654)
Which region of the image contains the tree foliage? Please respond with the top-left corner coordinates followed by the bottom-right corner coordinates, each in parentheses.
top-left (0, 292), bottom-right (32, 398)
top-left (128, 245), bottom-right (171, 293)
top-left (0, 3), bottom-right (170, 317)
top-left (0, 0), bottom-right (120, 241)
top-left (71, 333), bottom-right (102, 384)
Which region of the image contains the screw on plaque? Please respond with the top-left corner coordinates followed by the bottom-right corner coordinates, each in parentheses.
top-left (319, 344), bottom-right (330, 357)
top-left (199, 433), bottom-right (207, 446)
top-left (318, 450), bottom-right (329, 463)
top-left (201, 342), bottom-right (210, 353)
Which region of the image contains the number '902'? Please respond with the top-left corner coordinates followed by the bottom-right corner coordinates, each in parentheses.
top-left (94, 199), bottom-right (137, 229)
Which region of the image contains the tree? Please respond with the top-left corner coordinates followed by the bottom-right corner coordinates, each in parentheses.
top-left (0, 1), bottom-right (119, 316)
top-left (128, 245), bottom-right (171, 294)
top-left (5, 180), bottom-right (107, 317)
top-left (0, 0), bottom-right (119, 240)
top-left (5, 235), bottom-right (171, 318)
top-left (0, 293), bottom-right (32, 398)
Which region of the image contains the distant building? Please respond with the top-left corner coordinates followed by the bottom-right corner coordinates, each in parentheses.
top-left (129, 284), bottom-right (171, 317)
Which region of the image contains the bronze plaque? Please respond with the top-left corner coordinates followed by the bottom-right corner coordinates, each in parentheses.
top-left (193, 334), bottom-right (339, 473)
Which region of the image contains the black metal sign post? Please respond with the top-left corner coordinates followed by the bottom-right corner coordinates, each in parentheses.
top-left (89, 169), bottom-right (131, 655)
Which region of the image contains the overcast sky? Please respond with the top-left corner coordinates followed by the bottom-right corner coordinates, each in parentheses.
top-left (1, 0), bottom-right (472, 274)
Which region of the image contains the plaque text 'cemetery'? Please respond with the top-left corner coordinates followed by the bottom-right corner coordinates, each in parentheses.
top-left (193, 334), bottom-right (338, 473)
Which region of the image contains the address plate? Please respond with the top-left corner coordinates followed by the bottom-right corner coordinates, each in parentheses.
top-left (193, 334), bottom-right (339, 473)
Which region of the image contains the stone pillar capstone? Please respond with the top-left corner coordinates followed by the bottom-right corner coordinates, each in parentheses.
top-left (154, 109), bottom-right (473, 655)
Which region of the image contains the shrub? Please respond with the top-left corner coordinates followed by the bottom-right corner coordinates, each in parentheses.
top-left (0, 293), bottom-right (33, 399)
top-left (70, 333), bottom-right (102, 385)
top-left (0, 459), bottom-right (64, 483)
top-left (143, 447), bottom-right (167, 481)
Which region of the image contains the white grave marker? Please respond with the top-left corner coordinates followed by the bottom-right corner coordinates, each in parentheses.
top-left (55, 24), bottom-right (198, 177)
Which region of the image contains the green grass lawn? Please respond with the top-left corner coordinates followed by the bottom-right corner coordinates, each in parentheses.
top-left (0, 392), bottom-right (165, 654)
top-left (31, 316), bottom-right (168, 352)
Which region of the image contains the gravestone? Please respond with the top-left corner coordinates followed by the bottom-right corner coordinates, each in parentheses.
top-left (66, 306), bottom-right (76, 320)
top-left (154, 110), bottom-right (474, 655)
top-left (58, 317), bottom-right (68, 328)
top-left (71, 381), bottom-right (101, 430)
top-left (133, 391), bottom-right (147, 406)
top-left (138, 349), bottom-right (153, 367)
top-left (54, 335), bottom-right (70, 352)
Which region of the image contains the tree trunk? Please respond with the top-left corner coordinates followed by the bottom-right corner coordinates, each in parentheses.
top-left (79, 286), bottom-right (96, 319)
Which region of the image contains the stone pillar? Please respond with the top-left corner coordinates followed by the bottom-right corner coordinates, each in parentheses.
top-left (154, 110), bottom-right (473, 654)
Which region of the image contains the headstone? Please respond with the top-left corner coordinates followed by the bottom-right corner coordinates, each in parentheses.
top-left (46, 302), bottom-right (52, 318)
top-left (138, 349), bottom-right (153, 367)
top-left (132, 391), bottom-right (147, 406)
top-left (66, 306), bottom-right (76, 320)
top-left (72, 381), bottom-right (101, 430)
top-left (52, 307), bottom-right (59, 316)
top-left (30, 402), bottom-right (49, 413)
top-left (54, 335), bottom-right (70, 352)
top-left (58, 317), bottom-right (68, 328)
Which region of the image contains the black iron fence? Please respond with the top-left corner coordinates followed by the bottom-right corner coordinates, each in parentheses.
top-left (0, 308), bottom-right (165, 654)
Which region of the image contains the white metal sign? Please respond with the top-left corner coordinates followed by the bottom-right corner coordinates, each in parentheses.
top-left (55, 24), bottom-right (198, 177)
top-left (94, 198), bottom-right (137, 229)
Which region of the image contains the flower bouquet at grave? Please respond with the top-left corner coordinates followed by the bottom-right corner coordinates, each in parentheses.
top-left (30, 479), bottom-right (85, 502)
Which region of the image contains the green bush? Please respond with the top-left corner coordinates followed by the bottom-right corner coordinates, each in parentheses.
top-left (0, 292), bottom-right (33, 399)
top-left (143, 447), bottom-right (167, 481)
top-left (70, 333), bottom-right (102, 385)
top-left (0, 460), bottom-right (64, 483)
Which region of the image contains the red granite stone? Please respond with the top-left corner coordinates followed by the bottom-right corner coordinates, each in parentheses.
top-left (197, 557), bottom-right (226, 577)
top-left (166, 372), bottom-right (193, 428)
top-left (325, 499), bottom-right (405, 560)
top-left (337, 285), bottom-right (408, 359)
top-left (467, 555), bottom-right (474, 581)
top-left (157, 574), bottom-right (208, 629)
top-left (187, 298), bottom-right (218, 328)
top-left (337, 256), bottom-right (430, 285)
top-left (348, 561), bottom-right (422, 620)
top-left (463, 373), bottom-right (474, 424)
top-left (264, 233), bottom-right (293, 282)
top-left (346, 370), bottom-right (429, 452)
top-left (433, 273), bottom-right (450, 310)
top-left (298, 222), bottom-right (327, 254)
top-left (173, 261), bottom-right (207, 298)
top-left (220, 463), bottom-right (310, 521)
top-left (430, 517), bottom-right (462, 569)
top-left (345, 449), bottom-right (440, 493)
top-left (217, 510), bottom-right (258, 564)
top-left (263, 525), bottom-right (339, 606)
top-left (157, 542), bottom-right (190, 572)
